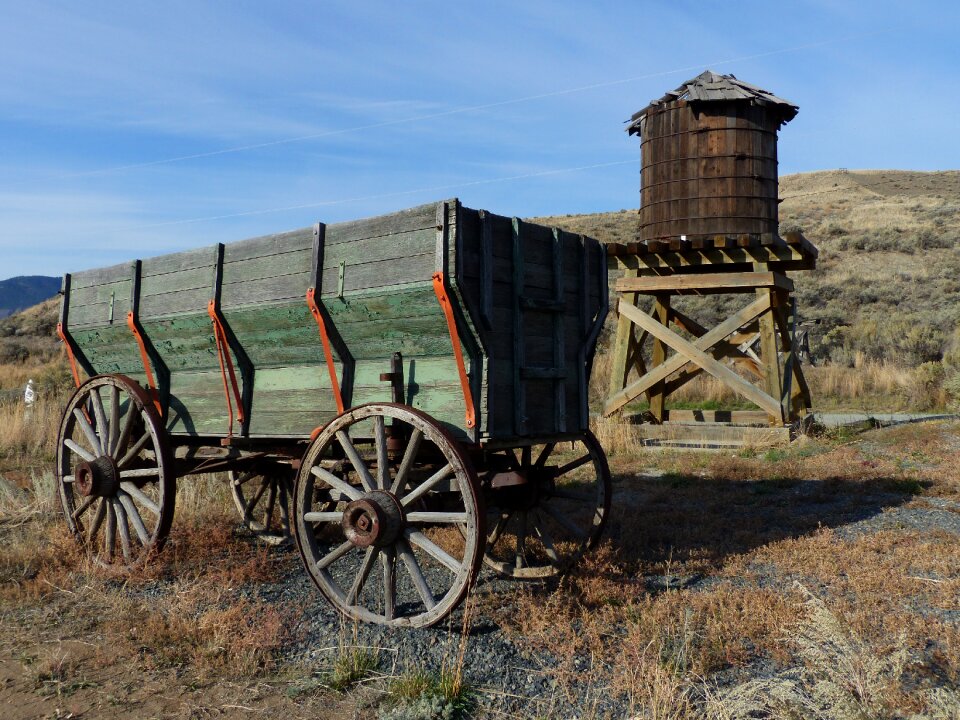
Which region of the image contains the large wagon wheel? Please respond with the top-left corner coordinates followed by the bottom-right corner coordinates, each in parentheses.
top-left (230, 467), bottom-right (294, 542)
top-left (482, 431), bottom-right (610, 579)
top-left (56, 374), bottom-right (175, 568)
top-left (293, 403), bottom-right (484, 628)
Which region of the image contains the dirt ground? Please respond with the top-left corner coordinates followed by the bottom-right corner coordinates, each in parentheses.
top-left (3, 419), bottom-right (960, 719)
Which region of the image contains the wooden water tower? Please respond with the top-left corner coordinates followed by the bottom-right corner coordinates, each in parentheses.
top-left (605, 71), bottom-right (818, 447)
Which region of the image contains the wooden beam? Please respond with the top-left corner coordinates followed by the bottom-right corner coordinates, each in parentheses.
top-left (664, 410), bottom-right (772, 424)
top-left (614, 299), bottom-right (783, 419)
top-left (754, 265), bottom-right (784, 424)
top-left (615, 271), bottom-right (793, 294)
top-left (603, 294), bottom-right (772, 416)
top-left (669, 308), bottom-right (763, 378)
top-left (608, 268), bottom-right (640, 402)
top-left (610, 245), bottom-right (813, 272)
top-left (649, 295), bottom-right (670, 422)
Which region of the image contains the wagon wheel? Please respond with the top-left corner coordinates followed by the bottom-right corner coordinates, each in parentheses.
top-left (55, 374), bottom-right (174, 569)
top-left (482, 431), bottom-right (610, 579)
top-left (230, 468), bottom-right (295, 543)
top-left (293, 403), bottom-right (484, 628)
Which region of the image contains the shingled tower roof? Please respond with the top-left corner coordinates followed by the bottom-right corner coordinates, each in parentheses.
top-left (627, 70), bottom-right (798, 135)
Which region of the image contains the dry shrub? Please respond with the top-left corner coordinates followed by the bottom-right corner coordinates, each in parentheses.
top-left (0, 393), bottom-right (62, 464)
top-left (707, 585), bottom-right (915, 720)
top-left (127, 591), bottom-right (292, 677)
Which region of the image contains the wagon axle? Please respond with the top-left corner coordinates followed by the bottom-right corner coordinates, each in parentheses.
top-left (74, 455), bottom-right (120, 498)
top-left (341, 490), bottom-right (404, 548)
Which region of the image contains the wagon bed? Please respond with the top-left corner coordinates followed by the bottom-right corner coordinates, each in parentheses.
top-left (60, 199), bottom-right (607, 444)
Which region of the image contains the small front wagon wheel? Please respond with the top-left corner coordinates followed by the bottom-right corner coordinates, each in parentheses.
top-left (293, 403), bottom-right (484, 628)
top-left (56, 374), bottom-right (175, 569)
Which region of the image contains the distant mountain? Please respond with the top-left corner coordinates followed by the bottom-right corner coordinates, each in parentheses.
top-left (0, 276), bottom-right (60, 319)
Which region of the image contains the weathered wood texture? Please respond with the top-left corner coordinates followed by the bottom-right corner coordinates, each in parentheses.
top-left (638, 100), bottom-right (781, 242)
top-left (62, 200), bottom-right (608, 442)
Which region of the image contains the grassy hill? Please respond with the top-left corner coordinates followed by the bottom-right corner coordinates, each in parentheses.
top-left (2, 170), bottom-right (958, 409)
top-left (536, 170), bottom-right (960, 370)
top-left (0, 276), bottom-right (59, 319)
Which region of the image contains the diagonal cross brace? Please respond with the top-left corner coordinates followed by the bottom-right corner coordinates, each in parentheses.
top-left (603, 294), bottom-right (780, 417)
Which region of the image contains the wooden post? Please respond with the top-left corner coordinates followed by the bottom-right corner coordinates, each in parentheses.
top-left (649, 293), bottom-right (671, 422)
top-left (608, 267), bottom-right (640, 403)
top-left (754, 264), bottom-right (784, 424)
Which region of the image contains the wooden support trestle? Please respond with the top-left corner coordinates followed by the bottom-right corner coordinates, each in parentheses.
top-left (604, 246), bottom-right (816, 448)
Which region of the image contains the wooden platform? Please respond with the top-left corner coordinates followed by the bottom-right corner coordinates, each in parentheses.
top-left (603, 232), bottom-right (817, 449)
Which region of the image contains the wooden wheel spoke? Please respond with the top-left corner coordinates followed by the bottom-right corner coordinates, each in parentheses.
top-left (374, 416), bottom-right (389, 490)
top-left (113, 399), bottom-right (137, 459)
top-left (71, 496), bottom-right (96, 521)
top-left (556, 453), bottom-right (593, 476)
top-left (520, 445), bottom-right (532, 469)
top-left (390, 427), bottom-right (422, 495)
top-left (317, 540), bottom-right (355, 570)
top-left (487, 512), bottom-right (511, 546)
top-left (245, 479), bottom-right (269, 518)
top-left (113, 499), bottom-right (133, 563)
top-left (118, 492), bottom-right (151, 545)
top-left (104, 501), bottom-right (117, 562)
top-left (87, 499), bottom-right (107, 543)
top-left (263, 481), bottom-right (278, 531)
top-left (336, 430), bottom-right (375, 493)
top-left (532, 511), bottom-right (561, 565)
top-left (515, 511), bottom-right (528, 569)
top-left (108, 385), bottom-right (121, 456)
top-left (90, 387), bottom-right (108, 454)
top-left (400, 464), bottom-right (453, 507)
top-left (381, 548), bottom-right (395, 620)
top-left (398, 539), bottom-right (435, 610)
top-left (347, 547), bottom-right (378, 606)
top-left (72, 410), bottom-right (102, 458)
top-left (311, 466), bottom-right (362, 501)
top-left (278, 480), bottom-right (291, 529)
top-left (534, 442), bottom-right (556, 469)
top-left (405, 511), bottom-right (467, 524)
top-left (119, 468), bottom-right (160, 479)
top-left (541, 502), bottom-right (588, 540)
top-left (64, 438), bottom-right (95, 463)
top-left (550, 487), bottom-right (594, 502)
top-left (119, 482), bottom-right (160, 516)
top-left (118, 431), bottom-right (152, 469)
top-left (405, 529), bottom-right (460, 573)
top-left (232, 471), bottom-right (257, 487)
top-left (303, 510), bottom-right (343, 523)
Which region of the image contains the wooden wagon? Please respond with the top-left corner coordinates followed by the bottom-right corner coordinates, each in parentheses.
top-left (55, 199), bottom-right (609, 626)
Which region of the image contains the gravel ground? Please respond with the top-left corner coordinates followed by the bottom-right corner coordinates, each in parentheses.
top-left (247, 558), bottom-right (592, 717)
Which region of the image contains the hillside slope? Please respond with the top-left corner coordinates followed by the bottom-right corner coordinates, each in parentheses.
top-left (0, 276), bottom-right (59, 319)
top-left (536, 170), bottom-right (960, 367)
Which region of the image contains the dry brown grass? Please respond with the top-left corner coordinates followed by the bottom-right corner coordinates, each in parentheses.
top-left (497, 420), bottom-right (960, 716)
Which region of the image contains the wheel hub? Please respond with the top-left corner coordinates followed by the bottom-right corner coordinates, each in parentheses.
top-left (341, 490), bottom-right (403, 548)
top-left (75, 456), bottom-right (120, 497)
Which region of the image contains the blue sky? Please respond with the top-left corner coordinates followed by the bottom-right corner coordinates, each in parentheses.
top-left (1, 0), bottom-right (957, 280)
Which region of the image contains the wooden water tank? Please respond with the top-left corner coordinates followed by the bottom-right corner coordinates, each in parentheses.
top-left (628, 71), bottom-right (798, 244)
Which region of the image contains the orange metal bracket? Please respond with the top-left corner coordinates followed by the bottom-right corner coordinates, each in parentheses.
top-left (56, 323), bottom-right (83, 389)
top-left (126, 311), bottom-right (162, 415)
top-left (306, 288), bottom-right (345, 415)
top-left (432, 272), bottom-right (476, 429)
top-left (207, 300), bottom-right (245, 438)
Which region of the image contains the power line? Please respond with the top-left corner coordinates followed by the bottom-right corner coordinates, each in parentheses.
top-left (130, 159), bottom-right (637, 230)
top-left (61, 29), bottom-right (893, 179)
